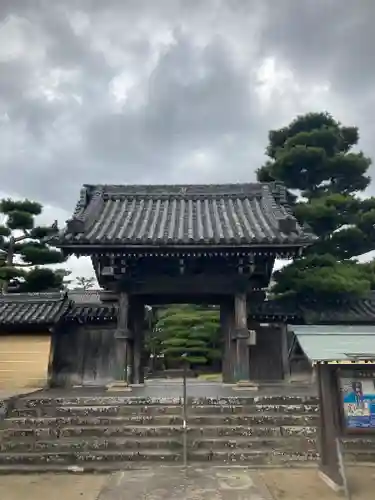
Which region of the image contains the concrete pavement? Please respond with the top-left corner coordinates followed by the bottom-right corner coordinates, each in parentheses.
top-left (98, 467), bottom-right (273, 500)
top-left (0, 473), bottom-right (108, 500)
top-left (2, 467), bottom-right (375, 499)
top-left (0, 468), bottom-right (273, 500)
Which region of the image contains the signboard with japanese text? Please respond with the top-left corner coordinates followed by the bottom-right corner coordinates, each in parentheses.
top-left (340, 368), bottom-right (375, 430)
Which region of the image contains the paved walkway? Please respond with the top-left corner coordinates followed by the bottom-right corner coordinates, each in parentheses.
top-left (0, 473), bottom-right (107, 500)
top-left (98, 467), bottom-right (272, 500)
top-left (1, 467), bottom-right (375, 499)
top-left (23, 379), bottom-right (316, 400)
top-left (131, 379), bottom-right (316, 398)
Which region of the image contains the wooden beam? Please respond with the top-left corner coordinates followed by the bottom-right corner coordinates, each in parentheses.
top-left (118, 275), bottom-right (254, 295)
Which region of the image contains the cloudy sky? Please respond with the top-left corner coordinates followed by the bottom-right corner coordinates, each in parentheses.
top-left (1, 0), bottom-right (374, 285)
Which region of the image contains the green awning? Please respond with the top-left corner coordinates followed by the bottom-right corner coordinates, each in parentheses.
top-left (291, 325), bottom-right (375, 362)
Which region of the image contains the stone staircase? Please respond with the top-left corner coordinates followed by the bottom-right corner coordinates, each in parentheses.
top-left (0, 395), bottom-right (183, 471)
top-left (0, 392), bottom-right (326, 471)
top-left (188, 395), bottom-right (319, 465)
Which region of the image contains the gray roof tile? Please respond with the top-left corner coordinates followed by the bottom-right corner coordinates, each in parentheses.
top-left (292, 325), bottom-right (375, 362)
top-left (59, 183), bottom-right (316, 247)
top-left (66, 289), bottom-right (117, 322)
top-left (68, 290), bottom-right (102, 304)
top-left (65, 304), bottom-right (117, 322)
top-left (250, 294), bottom-right (375, 324)
top-left (2, 291), bottom-right (375, 327)
top-left (0, 292), bottom-right (69, 326)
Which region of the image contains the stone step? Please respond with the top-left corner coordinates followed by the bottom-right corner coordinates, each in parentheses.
top-left (2, 413), bottom-right (318, 429)
top-left (343, 450), bottom-right (375, 462)
top-left (0, 424), bottom-right (318, 440)
top-left (188, 448), bottom-right (320, 465)
top-left (14, 397), bottom-right (183, 409)
top-left (189, 404), bottom-right (318, 415)
top-left (0, 449), bottom-right (182, 466)
top-left (0, 425), bottom-right (183, 440)
top-left (14, 395), bottom-right (319, 409)
top-left (189, 436), bottom-right (317, 451)
top-left (1, 448), bottom-right (370, 470)
top-left (0, 436), bottom-right (182, 453)
top-left (181, 414), bottom-right (318, 426)
top-left (3, 415), bottom-right (184, 428)
top-left (191, 396), bottom-right (319, 406)
top-left (342, 437), bottom-right (375, 450)
top-left (0, 463), bottom-right (171, 474)
top-left (0, 435), bottom-right (316, 454)
top-left (10, 403), bottom-right (319, 419)
top-left (0, 448), bottom-right (322, 467)
top-left (10, 405), bottom-right (184, 418)
top-left (188, 425), bottom-right (317, 438)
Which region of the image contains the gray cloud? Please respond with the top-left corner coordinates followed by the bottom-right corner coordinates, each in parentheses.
top-left (86, 31), bottom-right (263, 182)
top-left (0, 0), bottom-right (375, 216)
top-left (259, 0), bottom-right (375, 93)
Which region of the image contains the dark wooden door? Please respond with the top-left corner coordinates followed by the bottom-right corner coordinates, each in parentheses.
top-left (249, 326), bottom-right (284, 381)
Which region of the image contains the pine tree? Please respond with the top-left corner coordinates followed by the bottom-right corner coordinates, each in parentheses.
top-left (0, 199), bottom-right (68, 293)
top-left (153, 305), bottom-right (221, 368)
top-left (257, 112), bottom-right (375, 299)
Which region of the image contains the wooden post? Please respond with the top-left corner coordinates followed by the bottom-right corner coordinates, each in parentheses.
top-left (220, 299), bottom-right (235, 383)
top-left (127, 340), bottom-right (134, 384)
top-left (47, 327), bottom-right (57, 388)
top-left (133, 301), bottom-right (145, 385)
top-left (317, 364), bottom-right (344, 490)
top-left (280, 323), bottom-right (290, 380)
top-left (113, 291), bottom-right (131, 387)
top-left (234, 293), bottom-right (250, 382)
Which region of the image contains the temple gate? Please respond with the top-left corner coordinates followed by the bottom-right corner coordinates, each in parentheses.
top-left (56, 182), bottom-right (315, 385)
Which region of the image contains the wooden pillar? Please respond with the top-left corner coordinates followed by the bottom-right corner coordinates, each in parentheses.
top-left (280, 324), bottom-right (290, 379)
top-left (132, 300), bottom-right (145, 385)
top-left (233, 293), bottom-right (250, 382)
top-left (317, 364), bottom-right (343, 489)
top-left (47, 327), bottom-right (57, 388)
top-left (114, 291), bottom-right (131, 385)
top-left (221, 299), bottom-right (235, 383)
top-left (127, 341), bottom-right (134, 384)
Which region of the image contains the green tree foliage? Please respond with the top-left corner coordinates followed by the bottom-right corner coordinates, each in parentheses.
top-left (153, 305), bottom-right (221, 366)
top-left (257, 112), bottom-right (375, 299)
top-left (0, 199), bottom-right (68, 293)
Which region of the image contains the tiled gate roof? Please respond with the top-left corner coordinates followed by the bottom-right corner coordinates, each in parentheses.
top-left (57, 183), bottom-right (316, 248)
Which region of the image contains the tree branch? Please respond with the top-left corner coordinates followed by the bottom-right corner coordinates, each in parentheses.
top-left (14, 230), bottom-right (30, 243)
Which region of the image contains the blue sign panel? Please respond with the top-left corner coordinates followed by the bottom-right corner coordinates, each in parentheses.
top-left (340, 370), bottom-right (375, 429)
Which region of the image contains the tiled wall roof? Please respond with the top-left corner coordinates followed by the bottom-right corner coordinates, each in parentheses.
top-left (65, 289), bottom-right (117, 322)
top-left (2, 290), bottom-right (375, 327)
top-left (249, 294), bottom-right (375, 325)
top-left (0, 292), bottom-right (69, 327)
